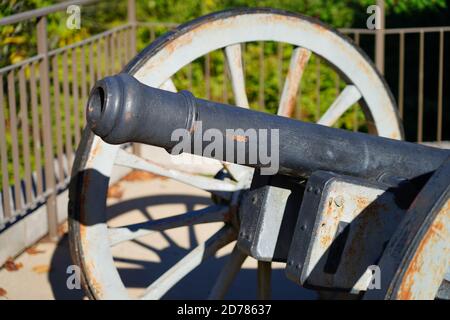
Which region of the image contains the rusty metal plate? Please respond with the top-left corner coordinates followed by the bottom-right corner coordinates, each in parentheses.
top-left (365, 157), bottom-right (450, 300)
top-left (286, 171), bottom-right (411, 292)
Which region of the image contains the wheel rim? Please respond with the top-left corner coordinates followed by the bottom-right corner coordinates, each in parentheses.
top-left (69, 8), bottom-right (403, 300)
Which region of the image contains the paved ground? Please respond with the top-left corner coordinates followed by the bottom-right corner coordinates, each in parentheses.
top-left (0, 147), bottom-right (317, 300)
top-left (2, 141), bottom-right (449, 300)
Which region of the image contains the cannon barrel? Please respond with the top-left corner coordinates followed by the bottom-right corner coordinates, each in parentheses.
top-left (87, 73), bottom-right (449, 180)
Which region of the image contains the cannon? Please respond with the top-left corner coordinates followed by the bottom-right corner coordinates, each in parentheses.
top-left (69, 8), bottom-right (449, 300)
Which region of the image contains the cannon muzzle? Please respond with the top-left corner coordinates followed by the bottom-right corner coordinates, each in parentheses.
top-left (87, 73), bottom-right (449, 179)
top-left (87, 73), bottom-right (195, 149)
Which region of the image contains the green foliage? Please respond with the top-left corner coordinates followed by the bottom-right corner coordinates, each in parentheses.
top-left (357, 0), bottom-right (446, 14)
top-left (1, 0), bottom-right (447, 67)
top-left (0, 0), bottom-right (447, 189)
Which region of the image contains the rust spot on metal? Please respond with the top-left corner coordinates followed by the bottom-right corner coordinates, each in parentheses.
top-left (355, 196), bottom-right (370, 211)
top-left (226, 133), bottom-right (248, 142)
top-left (85, 260), bottom-right (103, 297)
top-left (390, 131), bottom-right (400, 140)
top-left (189, 120), bottom-right (200, 133)
top-left (86, 141), bottom-right (102, 168)
top-left (107, 183), bottom-right (124, 199)
top-left (397, 199), bottom-right (450, 299)
top-left (319, 195), bottom-right (345, 248)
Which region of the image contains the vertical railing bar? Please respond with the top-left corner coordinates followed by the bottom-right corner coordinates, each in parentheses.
top-left (125, 27), bottom-right (131, 63)
top-left (110, 33), bottom-right (116, 74)
top-left (37, 16), bottom-right (58, 239)
top-left (18, 67), bottom-right (32, 203)
top-left (258, 42), bottom-right (265, 110)
top-left (222, 55), bottom-right (228, 104)
top-left (104, 34), bottom-right (110, 76)
top-left (375, 0), bottom-right (385, 74)
top-left (120, 30), bottom-right (125, 70)
top-left (437, 30), bottom-right (444, 142)
top-left (88, 42), bottom-right (95, 90)
top-left (398, 32), bottom-right (405, 119)
top-left (352, 105), bottom-right (359, 132)
top-left (205, 53), bottom-right (210, 100)
top-left (277, 42), bottom-right (283, 93)
top-left (81, 45), bottom-right (88, 127)
top-left (29, 62), bottom-right (43, 195)
top-left (316, 56), bottom-right (321, 121)
top-left (353, 32), bottom-right (359, 132)
top-left (128, 0), bottom-right (140, 157)
top-left (51, 56), bottom-right (65, 183)
top-left (62, 51), bottom-right (73, 168)
top-left (0, 75), bottom-right (12, 219)
top-left (121, 29), bottom-right (126, 67)
top-left (128, 0), bottom-right (137, 58)
top-left (119, 30), bottom-right (127, 69)
top-left (335, 74), bottom-right (340, 97)
top-left (354, 32), bottom-right (360, 46)
top-left (7, 71), bottom-right (22, 212)
top-left (114, 31), bottom-right (118, 73)
top-left (417, 30), bottom-right (424, 143)
top-left (188, 63), bottom-right (193, 92)
top-left (120, 29), bottom-right (127, 67)
top-left (96, 39), bottom-right (102, 80)
top-left (72, 48), bottom-right (80, 145)
top-left (150, 26), bottom-right (155, 42)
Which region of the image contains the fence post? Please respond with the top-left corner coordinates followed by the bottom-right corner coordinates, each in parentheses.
top-left (128, 0), bottom-right (141, 155)
top-left (375, 0), bottom-right (385, 74)
top-left (128, 0), bottom-right (137, 56)
top-left (37, 16), bottom-right (58, 240)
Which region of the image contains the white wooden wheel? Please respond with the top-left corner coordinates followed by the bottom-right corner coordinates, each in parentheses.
top-left (68, 8), bottom-right (403, 300)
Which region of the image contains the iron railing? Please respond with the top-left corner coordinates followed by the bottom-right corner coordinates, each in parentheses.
top-left (0, 0), bottom-right (448, 244)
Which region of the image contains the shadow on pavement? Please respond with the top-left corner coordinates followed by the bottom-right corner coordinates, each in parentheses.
top-left (48, 194), bottom-right (317, 300)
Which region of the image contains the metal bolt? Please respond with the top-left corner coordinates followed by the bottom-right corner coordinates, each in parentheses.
top-left (252, 195), bottom-right (258, 204)
top-left (334, 195), bottom-right (344, 207)
top-left (314, 188), bottom-right (321, 195)
top-left (307, 186), bottom-right (313, 192)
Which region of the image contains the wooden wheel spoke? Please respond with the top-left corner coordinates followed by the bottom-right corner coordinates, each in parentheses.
top-left (159, 78), bottom-right (177, 92)
top-left (108, 205), bottom-right (230, 246)
top-left (114, 148), bottom-right (239, 194)
top-left (225, 44), bottom-right (249, 108)
top-left (317, 85), bottom-right (362, 126)
top-left (278, 47), bottom-right (311, 117)
top-left (208, 244), bottom-right (247, 299)
top-left (158, 76), bottom-right (251, 186)
top-left (222, 44), bottom-right (255, 182)
top-left (221, 162), bottom-right (254, 185)
top-left (141, 225), bottom-right (236, 299)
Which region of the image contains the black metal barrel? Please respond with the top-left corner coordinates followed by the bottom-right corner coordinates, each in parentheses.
top-left (86, 73), bottom-right (449, 179)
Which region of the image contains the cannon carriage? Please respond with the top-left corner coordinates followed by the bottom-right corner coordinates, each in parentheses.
top-left (68, 8), bottom-right (449, 300)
